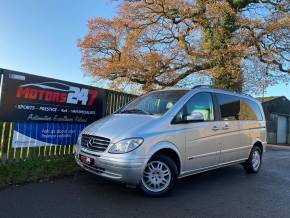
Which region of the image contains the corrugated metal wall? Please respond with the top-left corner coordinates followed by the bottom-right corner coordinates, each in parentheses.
top-left (262, 97), bottom-right (290, 145)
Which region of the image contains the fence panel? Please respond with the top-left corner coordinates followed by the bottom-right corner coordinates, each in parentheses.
top-left (0, 91), bottom-right (135, 162)
top-left (105, 91), bottom-right (135, 116)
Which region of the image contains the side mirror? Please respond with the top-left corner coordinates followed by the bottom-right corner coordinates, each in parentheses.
top-left (185, 112), bottom-right (204, 122)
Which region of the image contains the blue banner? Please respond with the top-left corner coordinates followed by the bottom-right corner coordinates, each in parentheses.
top-left (12, 122), bottom-right (86, 148)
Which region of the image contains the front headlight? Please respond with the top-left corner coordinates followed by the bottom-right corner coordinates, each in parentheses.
top-left (108, 138), bottom-right (144, 154)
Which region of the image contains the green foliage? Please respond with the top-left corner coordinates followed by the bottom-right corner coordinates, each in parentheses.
top-left (0, 158), bottom-right (79, 188)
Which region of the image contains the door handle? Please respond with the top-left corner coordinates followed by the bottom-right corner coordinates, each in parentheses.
top-left (222, 124), bottom-right (230, 130)
top-left (212, 126), bottom-right (220, 131)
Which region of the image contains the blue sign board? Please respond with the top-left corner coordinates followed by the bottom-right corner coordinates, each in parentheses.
top-left (12, 122), bottom-right (86, 148)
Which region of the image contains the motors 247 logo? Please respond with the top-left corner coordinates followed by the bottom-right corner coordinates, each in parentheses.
top-left (15, 82), bottom-right (99, 106)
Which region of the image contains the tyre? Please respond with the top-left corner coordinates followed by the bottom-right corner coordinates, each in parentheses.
top-left (140, 154), bottom-right (178, 197)
top-left (243, 146), bottom-right (262, 174)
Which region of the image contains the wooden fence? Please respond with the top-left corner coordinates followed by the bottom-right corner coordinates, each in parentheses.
top-left (0, 91), bottom-right (135, 162)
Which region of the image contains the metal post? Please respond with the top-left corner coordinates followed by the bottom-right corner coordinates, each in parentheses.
top-left (0, 71), bottom-right (4, 108)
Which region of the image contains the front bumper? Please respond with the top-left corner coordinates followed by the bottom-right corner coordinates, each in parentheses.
top-left (75, 149), bottom-right (146, 185)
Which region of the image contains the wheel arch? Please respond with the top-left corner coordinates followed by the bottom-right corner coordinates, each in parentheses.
top-left (145, 142), bottom-right (182, 175)
top-left (252, 140), bottom-right (264, 153)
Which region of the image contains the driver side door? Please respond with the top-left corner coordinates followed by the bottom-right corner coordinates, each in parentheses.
top-left (174, 92), bottom-right (221, 172)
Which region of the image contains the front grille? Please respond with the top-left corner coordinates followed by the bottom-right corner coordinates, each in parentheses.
top-left (81, 134), bottom-right (111, 152)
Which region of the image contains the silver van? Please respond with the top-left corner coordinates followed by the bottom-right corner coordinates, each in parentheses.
top-left (75, 86), bottom-right (266, 196)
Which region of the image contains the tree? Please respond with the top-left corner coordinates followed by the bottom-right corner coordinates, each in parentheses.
top-left (78, 0), bottom-right (289, 93)
top-left (243, 56), bottom-right (289, 97)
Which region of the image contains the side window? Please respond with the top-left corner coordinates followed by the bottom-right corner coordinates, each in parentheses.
top-left (217, 94), bottom-right (263, 121)
top-left (240, 99), bottom-right (263, 121)
top-left (176, 92), bottom-right (214, 122)
top-left (216, 94), bottom-right (240, 121)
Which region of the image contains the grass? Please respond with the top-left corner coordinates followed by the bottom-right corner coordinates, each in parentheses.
top-left (0, 157), bottom-right (79, 188)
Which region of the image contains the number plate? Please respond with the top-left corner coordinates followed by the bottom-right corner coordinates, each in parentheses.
top-left (79, 155), bottom-right (94, 166)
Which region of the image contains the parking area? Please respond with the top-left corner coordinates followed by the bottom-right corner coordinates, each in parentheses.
top-left (0, 146), bottom-right (289, 218)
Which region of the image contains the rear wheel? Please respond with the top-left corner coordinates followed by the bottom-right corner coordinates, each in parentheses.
top-left (243, 146), bottom-right (262, 174)
top-left (140, 154), bottom-right (178, 197)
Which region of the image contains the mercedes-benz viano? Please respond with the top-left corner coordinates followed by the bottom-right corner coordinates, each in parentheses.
top-left (75, 86), bottom-right (266, 196)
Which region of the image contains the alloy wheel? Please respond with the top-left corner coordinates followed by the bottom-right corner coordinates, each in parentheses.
top-left (251, 150), bottom-right (261, 171)
top-left (141, 161), bottom-right (172, 193)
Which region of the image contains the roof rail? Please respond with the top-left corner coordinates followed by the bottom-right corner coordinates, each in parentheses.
top-left (191, 85), bottom-right (211, 89)
top-left (240, 92), bottom-right (253, 98)
top-left (191, 85), bottom-right (254, 98)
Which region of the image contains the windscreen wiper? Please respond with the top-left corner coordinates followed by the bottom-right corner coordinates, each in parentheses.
top-left (119, 108), bottom-right (153, 115)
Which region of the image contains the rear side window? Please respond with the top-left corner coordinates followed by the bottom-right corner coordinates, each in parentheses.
top-left (216, 94), bottom-right (240, 120)
top-left (240, 99), bottom-right (263, 121)
top-left (216, 94), bottom-right (263, 121)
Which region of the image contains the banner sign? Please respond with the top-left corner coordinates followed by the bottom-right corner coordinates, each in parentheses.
top-left (12, 122), bottom-right (86, 148)
top-left (0, 69), bottom-right (106, 123)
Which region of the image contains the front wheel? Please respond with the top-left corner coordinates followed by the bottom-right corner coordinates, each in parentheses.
top-left (140, 154), bottom-right (178, 197)
top-left (243, 146), bottom-right (262, 174)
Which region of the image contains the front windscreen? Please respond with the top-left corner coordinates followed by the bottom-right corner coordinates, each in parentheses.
top-left (118, 90), bottom-right (188, 115)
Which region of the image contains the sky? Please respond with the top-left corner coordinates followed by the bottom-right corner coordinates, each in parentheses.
top-left (0, 0), bottom-right (289, 98)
